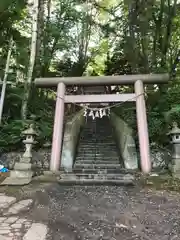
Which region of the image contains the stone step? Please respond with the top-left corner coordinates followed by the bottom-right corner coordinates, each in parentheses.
top-left (79, 140), bottom-right (115, 143)
top-left (76, 151), bottom-right (119, 155)
top-left (60, 173), bottom-right (134, 180)
top-left (80, 135), bottom-right (113, 138)
top-left (84, 129), bottom-right (113, 131)
top-left (76, 153), bottom-right (119, 157)
top-left (74, 163), bottom-right (121, 169)
top-left (78, 142), bottom-right (116, 146)
top-left (76, 156), bottom-right (119, 160)
top-left (81, 131), bottom-right (112, 133)
top-left (79, 145), bottom-right (117, 149)
top-left (77, 154), bottom-right (118, 158)
top-left (80, 137), bottom-right (114, 140)
top-left (75, 161), bottom-right (120, 165)
top-left (82, 132), bottom-right (113, 134)
top-left (75, 116), bottom-right (123, 180)
top-left (80, 138), bottom-right (113, 141)
top-left (79, 142), bottom-right (116, 145)
top-left (75, 158), bottom-right (119, 162)
top-left (81, 135), bottom-right (113, 138)
top-left (80, 133), bottom-right (114, 136)
top-left (78, 148), bottom-right (118, 152)
top-left (83, 124), bottom-right (111, 127)
top-left (73, 168), bottom-right (127, 174)
top-left (80, 132), bottom-right (113, 135)
top-left (75, 157), bottom-right (120, 162)
top-left (82, 132), bottom-right (114, 134)
top-left (82, 134), bottom-right (113, 136)
top-left (77, 149), bottom-right (118, 153)
top-left (58, 175), bottom-right (134, 185)
top-left (77, 148), bottom-right (118, 152)
top-left (82, 124), bottom-right (111, 129)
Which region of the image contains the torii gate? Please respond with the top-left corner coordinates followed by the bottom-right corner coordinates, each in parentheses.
top-left (35, 74), bottom-right (169, 174)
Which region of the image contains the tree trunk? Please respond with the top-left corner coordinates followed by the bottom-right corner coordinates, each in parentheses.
top-left (21, 0), bottom-right (39, 120)
top-left (0, 37), bottom-right (13, 124)
top-left (35, 0), bottom-right (44, 77)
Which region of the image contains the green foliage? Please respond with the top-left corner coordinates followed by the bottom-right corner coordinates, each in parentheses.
top-left (0, 85), bottom-right (54, 152)
top-left (0, 0), bottom-right (180, 152)
top-left (0, 120), bottom-right (24, 153)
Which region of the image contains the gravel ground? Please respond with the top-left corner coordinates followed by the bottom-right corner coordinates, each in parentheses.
top-left (22, 183), bottom-right (180, 240)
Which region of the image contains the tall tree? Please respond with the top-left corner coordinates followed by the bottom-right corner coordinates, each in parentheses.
top-left (0, 37), bottom-right (13, 124)
top-left (21, 0), bottom-right (39, 120)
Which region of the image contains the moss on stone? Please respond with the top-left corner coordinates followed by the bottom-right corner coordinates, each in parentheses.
top-left (139, 174), bottom-right (180, 192)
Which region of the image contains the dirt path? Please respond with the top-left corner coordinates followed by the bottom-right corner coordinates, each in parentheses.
top-left (0, 183), bottom-right (180, 239)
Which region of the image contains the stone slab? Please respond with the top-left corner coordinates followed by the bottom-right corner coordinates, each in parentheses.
top-left (43, 171), bottom-right (61, 176)
top-left (0, 177), bottom-right (32, 186)
top-left (23, 223), bottom-right (48, 240)
top-left (10, 170), bottom-right (33, 178)
top-left (5, 217), bottom-right (18, 223)
top-left (0, 229), bottom-right (10, 234)
top-left (0, 217), bottom-right (6, 222)
top-left (0, 195), bottom-right (16, 208)
top-left (4, 199), bottom-right (33, 216)
top-left (11, 223), bottom-right (22, 228)
top-left (33, 175), bottom-right (59, 182)
top-left (0, 234), bottom-right (11, 239)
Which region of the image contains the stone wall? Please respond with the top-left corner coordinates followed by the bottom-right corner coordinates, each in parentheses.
top-left (61, 110), bottom-right (85, 172)
top-left (0, 152), bottom-right (22, 169)
top-left (0, 146), bottom-right (170, 172)
top-left (150, 144), bottom-right (171, 170)
top-left (0, 150), bottom-right (51, 170)
top-left (0, 112), bottom-right (171, 172)
top-left (110, 112), bottom-right (138, 170)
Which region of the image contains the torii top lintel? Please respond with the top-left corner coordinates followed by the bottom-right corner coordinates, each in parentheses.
top-left (35, 73), bottom-right (169, 87)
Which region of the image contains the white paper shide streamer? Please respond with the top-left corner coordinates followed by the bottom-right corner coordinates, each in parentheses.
top-left (83, 107), bottom-right (110, 119)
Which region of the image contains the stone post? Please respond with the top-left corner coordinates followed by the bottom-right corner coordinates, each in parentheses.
top-left (167, 122), bottom-right (180, 177)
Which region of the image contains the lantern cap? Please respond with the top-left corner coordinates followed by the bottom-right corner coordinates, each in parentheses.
top-left (43, 141), bottom-right (51, 148)
top-left (22, 124), bottom-right (38, 136)
top-left (167, 122), bottom-right (180, 135)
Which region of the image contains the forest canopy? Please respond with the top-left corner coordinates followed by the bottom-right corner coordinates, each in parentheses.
top-left (0, 0), bottom-right (179, 152)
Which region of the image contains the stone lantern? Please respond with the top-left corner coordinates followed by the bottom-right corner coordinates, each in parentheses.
top-left (13, 124), bottom-right (38, 173)
top-left (0, 124), bottom-right (38, 185)
top-left (167, 122), bottom-right (180, 176)
top-left (21, 124), bottom-right (37, 164)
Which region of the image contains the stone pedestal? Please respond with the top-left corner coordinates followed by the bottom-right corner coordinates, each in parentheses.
top-left (167, 122), bottom-right (180, 178)
top-left (169, 143), bottom-right (180, 177)
top-left (14, 162), bottom-right (32, 171)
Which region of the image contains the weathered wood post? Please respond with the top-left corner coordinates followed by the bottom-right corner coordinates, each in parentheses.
top-left (50, 82), bottom-right (65, 171)
top-left (134, 80), bottom-right (151, 174)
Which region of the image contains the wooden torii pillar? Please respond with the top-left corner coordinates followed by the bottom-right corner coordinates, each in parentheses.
top-left (35, 74), bottom-right (169, 174)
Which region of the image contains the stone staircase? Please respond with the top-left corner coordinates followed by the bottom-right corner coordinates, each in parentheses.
top-left (59, 116), bottom-right (135, 184)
